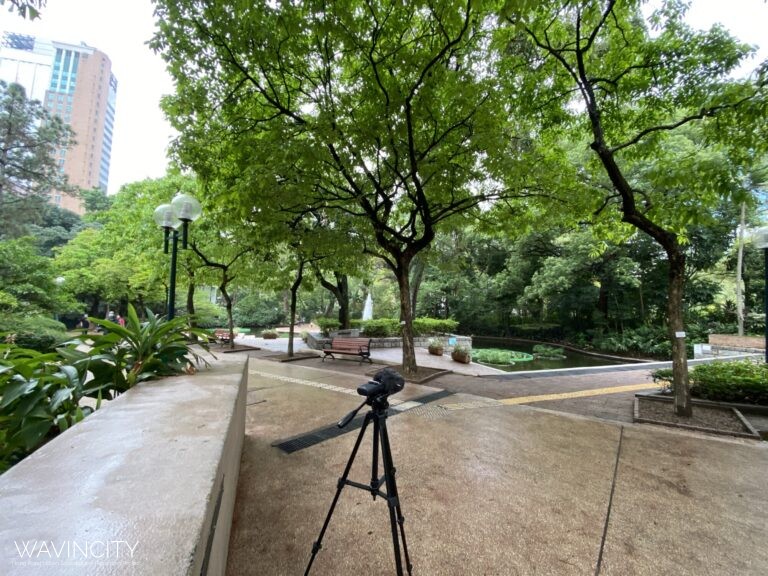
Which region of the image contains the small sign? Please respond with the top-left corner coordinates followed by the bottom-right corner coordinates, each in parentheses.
top-left (675, 331), bottom-right (686, 338)
top-left (448, 337), bottom-right (457, 346)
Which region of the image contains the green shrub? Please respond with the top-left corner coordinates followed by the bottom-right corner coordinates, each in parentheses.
top-left (262, 329), bottom-right (279, 339)
top-left (9, 332), bottom-right (57, 352)
top-left (361, 318), bottom-right (400, 337)
top-left (651, 362), bottom-right (768, 405)
top-left (0, 304), bottom-right (212, 473)
top-left (591, 326), bottom-right (694, 360)
top-left (359, 317), bottom-right (457, 338)
top-left (58, 304), bottom-right (211, 398)
top-left (0, 314), bottom-right (68, 351)
top-left (691, 361), bottom-right (768, 405)
top-left (0, 346), bottom-right (92, 473)
top-left (180, 299), bottom-right (227, 328)
top-left (412, 317), bottom-right (459, 336)
top-left (316, 317), bottom-right (341, 335)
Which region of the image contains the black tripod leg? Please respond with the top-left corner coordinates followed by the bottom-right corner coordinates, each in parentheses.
top-left (370, 414), bottom-right (380, 498)
top-left (380, 416), bottom-right (413, 576)
top-left (304, 411), bottom-right (373, 576)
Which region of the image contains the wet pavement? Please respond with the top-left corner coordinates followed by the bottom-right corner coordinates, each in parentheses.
top-left (222, 339), bottom-right (768, 575)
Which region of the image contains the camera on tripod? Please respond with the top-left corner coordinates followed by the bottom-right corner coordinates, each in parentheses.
top-left (357, 367), bottom-right (405, 400)
top-left (305, 366), bottom-right (413, 576)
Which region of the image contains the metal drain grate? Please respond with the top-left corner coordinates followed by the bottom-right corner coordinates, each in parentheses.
top-left (273, 390), bottom-right (455, 453)
top-left (272, 415), bottom-right (366, 453)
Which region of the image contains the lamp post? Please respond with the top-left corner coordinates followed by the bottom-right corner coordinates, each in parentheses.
top-left (754, 227), bottom-right (768, 363)
top-left (154, 193), bottom-right (202, 319)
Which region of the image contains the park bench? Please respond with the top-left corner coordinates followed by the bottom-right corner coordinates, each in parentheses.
top-left (322, 337), bottom-right (372, 364)
top-left (214, 329), bottom-right (236, 344)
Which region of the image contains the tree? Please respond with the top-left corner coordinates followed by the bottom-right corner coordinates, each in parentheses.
top-left (0, 237), bottom-right (58, 314)
top-left (0, 0), bottom-right (45, 19)
top-left (500, 0), bottom-right (767, 415)
top-left (152, 0), bottom-right (522, 374)
top-left (0, 81), bottom-right (73, 239)
top-left (80, 187), bottom-right (113, 214)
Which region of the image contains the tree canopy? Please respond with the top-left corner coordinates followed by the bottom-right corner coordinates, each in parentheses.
top-left (0, 81), bottom-right (73, 240)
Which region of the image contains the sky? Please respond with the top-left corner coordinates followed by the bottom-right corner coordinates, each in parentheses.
top-left (0, 0), bottom-right (766, 196)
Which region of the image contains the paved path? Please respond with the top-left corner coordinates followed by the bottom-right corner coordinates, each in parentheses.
top-left (226, 357), bottom-right (768, 575)
top-left (242, 336), bottom-right (659, 424)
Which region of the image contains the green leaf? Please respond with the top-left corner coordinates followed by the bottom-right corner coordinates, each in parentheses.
top-left (0, 379), bottom-right (36, 409)
top-left (13, 419), bottom-right (53, 451)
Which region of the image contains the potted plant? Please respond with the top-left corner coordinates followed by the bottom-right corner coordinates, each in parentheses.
top-left (451, 343), bottom-right (471, 364)
top-left (427, 338), bottom-right (444, 356)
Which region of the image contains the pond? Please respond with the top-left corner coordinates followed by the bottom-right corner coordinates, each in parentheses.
top-left (471, 337), bottom-right (635, 372)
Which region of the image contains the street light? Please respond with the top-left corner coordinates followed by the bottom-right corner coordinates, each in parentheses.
top-left (754, 226), bottom-right (768, 363)
top-left (154, 193), bottom-right (202, 319)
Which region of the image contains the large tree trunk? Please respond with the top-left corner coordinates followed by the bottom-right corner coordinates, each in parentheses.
top-left (590, 141), bottom-right (692, 416)
top-left (313, 266), bottom-right (350, 328)
top-left (186, 277), bottom-right (196, 327)
top-left (288, 261), bottom-right (305, 357)
top-left (220, 283), bottom-right (235, 350)
top-left (335, 273), bottom-right (350, 329)
top-left (667, 249), bottom-right (692, 416)
top-left (410, 255), bottom-right (426, 318)
top-left (395, 258), bottom-right (417, 375)
top-left (736, 202), bottom-right (746, 336)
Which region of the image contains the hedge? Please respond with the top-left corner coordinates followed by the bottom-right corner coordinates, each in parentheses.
top-left (651, 361), bottom-right (768, 405)
top-left (359, 317), bottom-right (459, 337)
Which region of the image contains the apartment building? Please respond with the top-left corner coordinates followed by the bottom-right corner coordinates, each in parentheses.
top-left (0, 31), bottom-right (117, 214)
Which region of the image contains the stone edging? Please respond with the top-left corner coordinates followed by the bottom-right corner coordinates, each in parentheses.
top-left (633, 394), bottom-right (761, 440)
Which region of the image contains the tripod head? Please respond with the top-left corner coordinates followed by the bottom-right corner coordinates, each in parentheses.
top-left (337, 368), bottom-right (405, 428)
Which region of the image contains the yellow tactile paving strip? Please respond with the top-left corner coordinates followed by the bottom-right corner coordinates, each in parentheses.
top-left (500, 382), bottom-right (657, 405)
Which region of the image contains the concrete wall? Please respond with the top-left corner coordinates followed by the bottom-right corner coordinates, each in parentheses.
top-left (0, 355), bottom-right (247, 575)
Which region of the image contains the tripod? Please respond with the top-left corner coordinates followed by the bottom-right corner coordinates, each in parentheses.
top-left (304, 394), bottom-right (413, 576)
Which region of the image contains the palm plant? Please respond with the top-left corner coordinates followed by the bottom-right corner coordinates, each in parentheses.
top-left (61, 304), bottom-right (211, 397)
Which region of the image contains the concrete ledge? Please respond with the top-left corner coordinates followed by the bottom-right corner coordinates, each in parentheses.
top-left (0, 356), bottom-right (248, 575)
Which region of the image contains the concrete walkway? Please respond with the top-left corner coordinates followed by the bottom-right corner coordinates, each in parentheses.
top-left (226, 356), bottom-right (768, 575)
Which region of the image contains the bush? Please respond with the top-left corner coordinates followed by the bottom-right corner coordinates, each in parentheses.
top-left (9, 332), bottom-right (57, 352)
top-left (182, 299), bottom-right (227, 328)
top-left (316, 317), bottom-right (341, 335)
top-left (358, 317), bottom-right (458, 338)
top-left (691, 361), bottom-right (768, 405)
top-left (262, 329), bottom-right (279, 339)
top-left (361, 318), bottom-right (400, 337)
top-left (0, 304), bottom-right (212, 473)
top-left (591, 326), bottom-right (693, 360)
top-left (651, 361), bottom-right (768, 405)
top-left (0, 314), bottom-right (68, 351)
top-left (412, 317), bottom-right (459, 336)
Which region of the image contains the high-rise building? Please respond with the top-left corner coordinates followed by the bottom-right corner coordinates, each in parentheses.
top-left (0, 31), bottom-right (117, 214)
